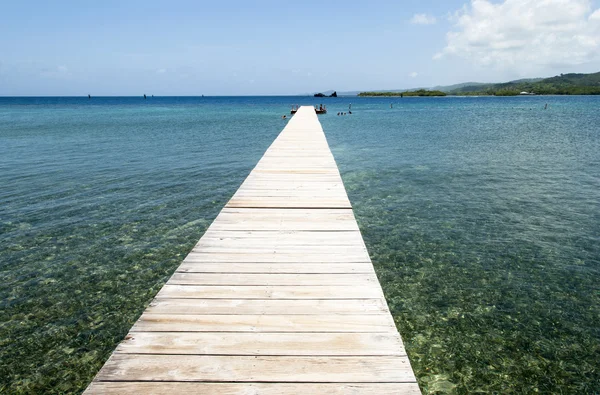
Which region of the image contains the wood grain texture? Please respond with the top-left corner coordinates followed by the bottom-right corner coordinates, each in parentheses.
top-left (130, 313), bottom-right (396, 333)
top-left (168, 272), bottom-right (378, 286)
top-left (182, 252), bottom-right (372, 263)
top-left (86, 382), bottom-right (422, 395)
top-left (156, 284), bottom-right (386, 299)
top-left (93, 354), bottom-right (417, 382)
top-left (116, 332), bottom-right (406, 355)
top-left (176, 262), bottom-right (375, 274)
top-left (145, 298), bottom-right (388, 315)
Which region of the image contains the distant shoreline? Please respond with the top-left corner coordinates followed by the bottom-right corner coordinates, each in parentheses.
top-left (357, 71), bottom-right (600, 97)
top-left (356, 93), bottom-right (600, 97)
top-left (358, 89), bottom-right (446, 97)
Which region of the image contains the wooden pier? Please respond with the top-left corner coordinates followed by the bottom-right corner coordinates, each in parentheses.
top-left (85, 106), bottom-right (420, 394)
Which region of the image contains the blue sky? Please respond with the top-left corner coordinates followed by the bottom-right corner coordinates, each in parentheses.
top-left (1, 0), bottom-right (599, 95)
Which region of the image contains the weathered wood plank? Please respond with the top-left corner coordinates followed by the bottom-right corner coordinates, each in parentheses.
top-left (93, 355), bottom-right (417, 383)
top-left (85, 382), bottom-right (422, 395)
top-left (199, 230), bottom-right (365, 243)
top-left (226, 199), bottom-right (352, 209)
top-left (146, 298), bottom-right (388, 315)
top-left (116, 332), bottom-right (406, 355)
top-left (176, 262), bottom-right (374, 274)
top-left (190, 246), bottom-right (369, 254)
top-left (182, 252), bottom-right (372, 263)
top-left (156, 285), bottom-right (385, 299)
top-left (168, 273), bottom-right (378, 286)
top-left (131, 313), bottom-right (395, 332)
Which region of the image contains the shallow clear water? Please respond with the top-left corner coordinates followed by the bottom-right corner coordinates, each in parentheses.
top-left (1, 96), bottom-right (599, 393)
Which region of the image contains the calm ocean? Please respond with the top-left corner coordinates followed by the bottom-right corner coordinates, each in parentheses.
top-left (1, 96), bottom-right (599, 393)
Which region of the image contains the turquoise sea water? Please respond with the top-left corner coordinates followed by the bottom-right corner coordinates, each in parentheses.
top-left (1, 96), bottom-right (599, 393)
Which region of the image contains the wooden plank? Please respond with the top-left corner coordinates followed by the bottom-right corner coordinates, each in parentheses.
top-left (226, 199), bottom-right (352, 209)
top-left (93, 355), bottom-right (417, 383)
top-left (231, 190), bottom-right (349, 197)
top-left (193, 239), bottom-right (367, 248)
top-left (235, 182), bottom-right (347, 189)
top-left (145, 298), bottom-right (388, 315)
top-left (116, 332), bottom-right (406, 355)
top-left (131, 313), bottom-right (395, 332)
top-left (182, 252), bottom-right (372, 263)
top-left (190, 248), bottom-right (369, 256)
top-left (167, 273), bottom-right (378, 286)
top-left (86, 382), bottom-right (422, 395)
top-left (191, 244), bottom-right (368, 253)
top-left (195, 235), bottom-right (367, 248)
top-left (200, 230), bottom-right (365, 242)
top-left (176, 262), bottom-right (374, 273)
top-left (238, 178), bottom-right (345, 185)
top-left (156, 285), bottom-right (385, 299)
top-left (208, 221), bottom-right (359, 231)
top-left (214, 207), bottom-right (355, 215)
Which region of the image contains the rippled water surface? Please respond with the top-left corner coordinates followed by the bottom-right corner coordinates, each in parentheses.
top-left (1, 96), bottom-right (599, 393)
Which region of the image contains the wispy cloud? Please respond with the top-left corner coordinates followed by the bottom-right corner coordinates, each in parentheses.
top-left (156, 68), bottom-right (167, 74)
top-left (409, 72), bottom-right (419, 78)
top-left (410, 13), bottom-right (437, 25)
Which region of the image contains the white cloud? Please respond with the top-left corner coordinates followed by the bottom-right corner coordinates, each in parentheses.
top-left (156, 68), bottom-right (167, 74)
top-left (437, 0), bottom-right (600, 70)
top-left (409, 72), bottom-right (419, 78)
top-left (57, 65), bottom-right (68, 73)
top-left (411, 13), bottom-right (437, 25)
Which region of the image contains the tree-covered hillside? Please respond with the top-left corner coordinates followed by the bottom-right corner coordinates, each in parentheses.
top-left (358, 89), bottom-right (447, 97)
top-left (449, 72), bottom-right (600, 95)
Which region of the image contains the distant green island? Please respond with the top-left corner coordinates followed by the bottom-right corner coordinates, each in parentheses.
top-left (358, 89), bottom-right (446, 97)
top-left (357, 71), bottom-right (600, 96)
